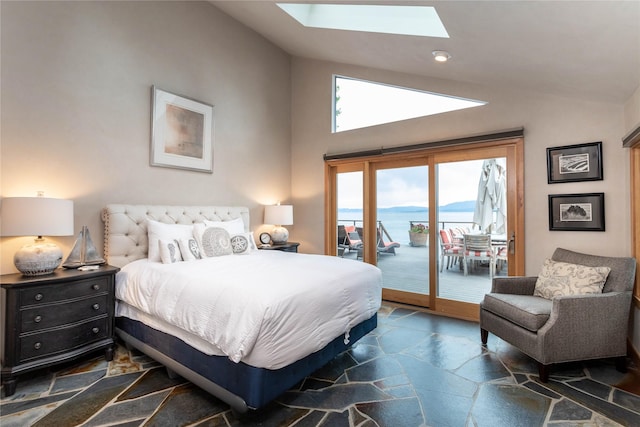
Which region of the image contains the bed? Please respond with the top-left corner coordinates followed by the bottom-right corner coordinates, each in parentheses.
top-left (102, 204), bottom-right (382, 413)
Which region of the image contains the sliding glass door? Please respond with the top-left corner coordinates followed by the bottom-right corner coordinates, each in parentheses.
top-left (326, 137), bottom-right (524, 321)
top-left (375, 161), bottom-right (430, 307)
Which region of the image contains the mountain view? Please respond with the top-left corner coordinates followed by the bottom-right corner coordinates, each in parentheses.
top-left (339, 200), bottom-right (476, 213)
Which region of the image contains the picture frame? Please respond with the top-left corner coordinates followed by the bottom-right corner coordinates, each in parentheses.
top-left (548, 193), bottom-right (605, 231)
top-left (150, 86), bottom-right (214, 173)
top-left (546, 141), bottom-right (602, 184)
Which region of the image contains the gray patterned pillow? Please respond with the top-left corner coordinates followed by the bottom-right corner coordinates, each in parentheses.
top-left (178, 238), bottom-right (202, 261)
top-left (159, 239), bottom-right (183, 264)
top-left (230, 232), bottom-right (257, 254)
top-left (534, 258), bottom-right (611, 299)
top-left (196, 227), bottom-right (233, 257)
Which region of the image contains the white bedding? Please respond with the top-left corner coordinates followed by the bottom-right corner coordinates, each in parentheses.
top-left (115, 250), bottom-right (382, 369)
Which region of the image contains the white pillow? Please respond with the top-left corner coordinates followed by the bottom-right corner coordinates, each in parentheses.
top-left (194, 225), bottom-right (233, 257)
top-left (178, 237), bottom-right (202, 261)
top-left (203, 217), bottom-right (245, 235)
top-left (230, 232), bottom-right (257, 255)
top-left (159, 239), bottom-right (183, 264)
top-left (147, 220), bottom-right (194, 262)
top-left (534, 259), bottom-right (611, 299)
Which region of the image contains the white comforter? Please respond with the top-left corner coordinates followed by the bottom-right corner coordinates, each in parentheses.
top-left (115, 250), bottom-right (382, 369)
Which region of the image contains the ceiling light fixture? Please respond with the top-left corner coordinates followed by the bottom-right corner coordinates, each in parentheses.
top-left (432, 50), bottom-right (451, 62)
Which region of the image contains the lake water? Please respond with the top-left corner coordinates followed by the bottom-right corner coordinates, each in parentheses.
top-left (338, 210), bottom-right (475, 245)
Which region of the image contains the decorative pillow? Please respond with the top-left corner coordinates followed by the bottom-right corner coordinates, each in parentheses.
top-left (194, 225), bottom-right (233, 257)
top-left (178, 237), bottom-right (202, 261)
top-left (147, 220), bottom-right (194, 262)
top-left (159, 239), bottom-right (183, 264)
top-left (534, 259), bottom-right (611, 299)
top-left (230, 232), bottom-right (257, 255)
top-left (203, 217), bottom-right (245, 235)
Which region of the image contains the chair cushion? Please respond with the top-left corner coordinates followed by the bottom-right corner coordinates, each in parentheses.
top-left (533, 259), bottom-right (611, 299)
top-left (482, 293), bottom-right (552, 332)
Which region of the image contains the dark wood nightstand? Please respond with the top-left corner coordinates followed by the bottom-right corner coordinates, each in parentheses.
top-left (258, 242), bottom-right (300, 253)
top-left (1, 265), bottom-right (119, 396)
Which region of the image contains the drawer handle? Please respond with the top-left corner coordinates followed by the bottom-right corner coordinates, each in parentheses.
top-left (34, 293), bottom-right (43, 301)
top-left (92, 304), bottom-right (100, 310)
top-left (34, 342), bottom-right (42, 350)
top-left (34, 315), bottom-right (42, 323)
top-left (92, 327), bottom-right (100, 334)
top-left (92, 284), bottom-right (100, 290)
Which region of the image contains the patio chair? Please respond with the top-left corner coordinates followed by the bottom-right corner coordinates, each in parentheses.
top-left (439, 229), bottom-right (463, 272)
top-left (337, 225), bottom-right (349, 254)
top-left (480, 248), bottom-right (636, 382)
top-left (462, 234), bottom-right (495, 277)
top-left (377, 228), bottom-right (400, 256)
top-left (494, 244), bottom-right (508, 272)
top-left (339, 225), bottom-right (362, 253)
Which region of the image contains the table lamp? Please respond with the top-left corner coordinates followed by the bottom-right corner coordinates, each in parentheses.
top-left (264, 204), bottom-right (293, 245)
top-left (1, 196), bottom-right (74, 275)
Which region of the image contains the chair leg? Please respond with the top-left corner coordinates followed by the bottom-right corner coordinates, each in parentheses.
top-left (615, 356), bottom-right (628, 373)
top-left (480, 328), bottom-right (488, 345)
top-left (538, 363), bottom-right (550, 382)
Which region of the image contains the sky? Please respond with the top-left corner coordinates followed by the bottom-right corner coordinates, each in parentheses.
top-left (338, 159), bottom-right (505, 209)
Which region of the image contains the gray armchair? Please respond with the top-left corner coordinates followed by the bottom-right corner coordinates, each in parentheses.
top-left (480, 248), bottom-right (636, 382)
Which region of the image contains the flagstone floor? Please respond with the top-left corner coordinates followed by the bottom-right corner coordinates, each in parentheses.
top-left (2, 303), bottom-right (640, 426)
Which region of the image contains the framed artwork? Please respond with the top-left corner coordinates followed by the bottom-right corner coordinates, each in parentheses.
top-left (548, 193), bottom-right (605, 231)
top-left (546, 141), bottom-right (602, 184)
top-left (150, 86), bottom-right (214, 173)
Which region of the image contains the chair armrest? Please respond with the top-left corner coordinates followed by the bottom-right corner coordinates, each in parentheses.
top-left (544, 292), bottom-right (631, 331)
top-left (491, 276), bottom-right (537, 295)
top-left (538, 292), bottom-right (632, 361)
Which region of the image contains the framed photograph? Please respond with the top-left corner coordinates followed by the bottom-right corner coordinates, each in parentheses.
top-left (548, 193), bottom-right (605, 231)
top-left (546, 141), bottom-right (602, 184)
top-left (151, 86), bottom-right (214, 173)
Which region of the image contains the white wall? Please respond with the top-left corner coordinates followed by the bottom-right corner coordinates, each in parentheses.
top-left (625, 85), bottom-right (640, 133)
top-left (290, 58), bottom-right (632, 274)
top-left (0, 1), bottom-right (292, 274)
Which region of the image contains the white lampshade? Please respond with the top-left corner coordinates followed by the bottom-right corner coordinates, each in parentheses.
top-left (264, 204), bottom-right (293, 245)
top-left (1, 197), bottom-right (74, 275)
top-left (264, 204), bottom-right (293, 226)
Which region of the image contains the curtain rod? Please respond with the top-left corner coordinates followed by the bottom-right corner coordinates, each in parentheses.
top-left (324, 127), bottom-right (524, 161)
top-left (622, 124), bottom-right (640, 148)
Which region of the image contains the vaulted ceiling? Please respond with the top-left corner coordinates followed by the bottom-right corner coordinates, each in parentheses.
top-left (211, 1), bottom-right (640, 104)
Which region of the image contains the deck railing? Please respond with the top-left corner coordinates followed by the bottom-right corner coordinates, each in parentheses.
top-left (338, 219), bottom-right (476, 244)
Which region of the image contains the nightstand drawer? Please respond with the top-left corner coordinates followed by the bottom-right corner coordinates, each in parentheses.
top-left (19, 277), bottom-right (109, 307)
top-left (19, 317), bottom-right (110, 362)
top-left (20, 295), bottom-right (109, 333)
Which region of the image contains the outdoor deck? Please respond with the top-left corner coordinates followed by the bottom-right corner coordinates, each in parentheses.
top-left (339, 242), bottom-right (506, 303)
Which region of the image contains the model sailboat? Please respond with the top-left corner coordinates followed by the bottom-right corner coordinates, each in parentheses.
top-left (63, 226), bottom-right (105, 268)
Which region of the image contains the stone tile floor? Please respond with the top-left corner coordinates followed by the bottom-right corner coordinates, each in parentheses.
top-left (2, 303), bottom-right (640, 426)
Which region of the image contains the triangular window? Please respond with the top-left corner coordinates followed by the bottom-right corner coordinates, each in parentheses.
top-left (333, 76), bottom-right (487, 133)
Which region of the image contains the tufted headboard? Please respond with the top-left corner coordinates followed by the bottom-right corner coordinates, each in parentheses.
top-left (102, 204), bottom-right (250, 268)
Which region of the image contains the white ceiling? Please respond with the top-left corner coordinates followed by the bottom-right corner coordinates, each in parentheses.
top-left (210, 0), bottom-right (640, 104)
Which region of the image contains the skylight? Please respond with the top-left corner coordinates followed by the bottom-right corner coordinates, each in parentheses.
top-left (277, 3), bottom-right (449, 38)
top-left (333, 76), bottom-right (487, 132)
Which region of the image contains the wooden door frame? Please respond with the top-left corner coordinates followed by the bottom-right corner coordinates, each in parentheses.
top-left (625, 128), bottom-right (640, 310)
top-left (325, 137), bottom-right (525, 321)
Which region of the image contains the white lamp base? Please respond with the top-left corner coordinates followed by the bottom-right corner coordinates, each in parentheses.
top-left (271, 226), bottom-right (289, 245)
top-left (14, 241), bottom-right (63, 276)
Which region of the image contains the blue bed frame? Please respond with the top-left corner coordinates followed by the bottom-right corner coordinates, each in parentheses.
top-left (116, 314), bottom-right (377, 413)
